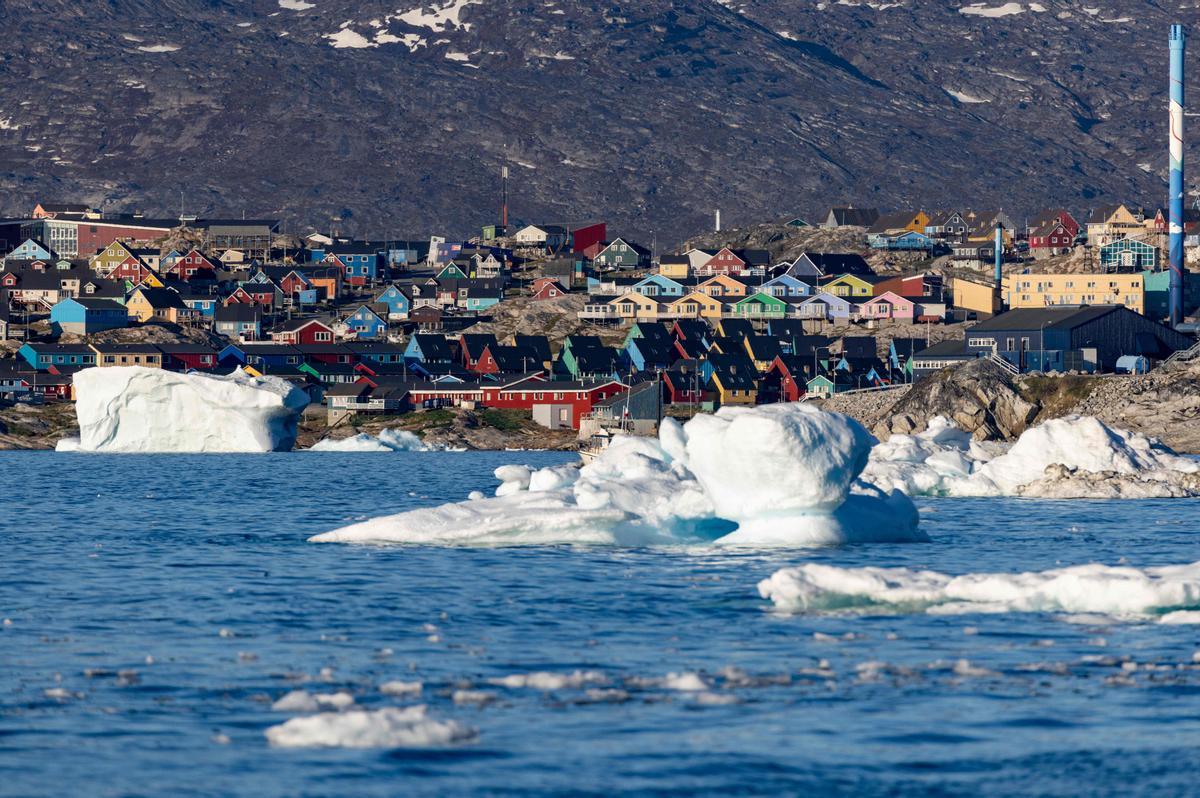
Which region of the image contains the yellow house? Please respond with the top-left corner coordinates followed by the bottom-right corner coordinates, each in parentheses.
top-left (1086, 204), bottom-right (1145, 248)
top-left (697, 274), bottom-right (750, 299)
top-left (820, 273), bottom-right (876, 298)
top-left (90, 241), bottom-right (137, 275)
top-left (1002, 273), bottom-right (1145, 314)
top-left (949, 275), bottom-right (1000, 316)
top-left (126, 286), bottom-right (198, 323)
top-left (669, 291), bottom-right (724, 319)
top-left (708, 357), bottom-right (758, 406)
top-left (607, 291), bottom-right (661, 322)
top-left (88, 343), bottom-right (163, 368)
top-left (658, 254), bottom-right (690, 280)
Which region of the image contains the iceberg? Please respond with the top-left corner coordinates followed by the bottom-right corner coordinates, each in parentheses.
top-left (759, 561), bottom-right (1200, 622)
top-left (72, 366), bottom-right (309, 453)
top-left (264, 705), bottom-right (476, 748)
top-left (311, 403), bottom-right (925, 547)
top-left (308, 429), bottom-right (431, 452)
top-left (862, 414), bottom-right (1200, 498)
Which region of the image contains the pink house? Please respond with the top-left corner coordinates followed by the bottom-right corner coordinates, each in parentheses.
top-left (859, 291), bottom-right (915, 321)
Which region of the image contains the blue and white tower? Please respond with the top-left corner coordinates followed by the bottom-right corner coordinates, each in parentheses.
top-left (1170, 24), bottom-right (1186, 326)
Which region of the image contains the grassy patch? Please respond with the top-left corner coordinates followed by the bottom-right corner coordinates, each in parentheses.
top-left (1019, 375), bottom-right (1100, 419)
top-left (399, 409), bottom-right (456, 431)
top-left (478, 409), bottom-right (526, 432)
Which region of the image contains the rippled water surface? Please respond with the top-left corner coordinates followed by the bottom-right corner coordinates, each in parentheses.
top-left (3, 451), bottom-right (1200, 797)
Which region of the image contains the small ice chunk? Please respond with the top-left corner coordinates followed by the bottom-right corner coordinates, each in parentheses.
top-left (265, 706), bottom-right (476, 748)
top-left (380, 680), bottom-right (423, 696)
top-left (662, 672), bottom-right (709, 691)
top-left (272, 690), bottom-right (355, 712)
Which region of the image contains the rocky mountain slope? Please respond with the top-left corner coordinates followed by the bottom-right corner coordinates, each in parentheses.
top-left (0, 1), bottom-right (1191, 244)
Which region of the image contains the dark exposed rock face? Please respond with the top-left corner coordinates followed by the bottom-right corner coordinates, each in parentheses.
top-left (0, 1), bottom-right (1189, 244)
top-left (874, 359), bottom-right (1038, 441)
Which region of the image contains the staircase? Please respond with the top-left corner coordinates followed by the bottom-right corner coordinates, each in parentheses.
top-left (987, 353), bottom-right (1020, 376)
top-left (1162, 338), bottom-right (1200, 366)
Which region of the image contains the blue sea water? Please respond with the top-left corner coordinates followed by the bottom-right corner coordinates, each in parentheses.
top-left (2, 450), bottom-right (1200, 797)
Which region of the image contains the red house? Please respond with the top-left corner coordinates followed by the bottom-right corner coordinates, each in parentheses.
top-left (167, 249), bottom-right (218, 280)
top-left (663, 366), bottom-right (706, 405)
top-left (530, 277), bottom-right (567, 300)
top-left (159, 344), bottom-right (219, 371)
top-left (759, 356), bottom-right (809, 403)
top-left (700, 247), bottom-right (746, 276)
top-left (109, 256), bottom-right (156, 284)
top-left (571, 222), bottom-right (607, 255)
top-left (480, 377), bottom-right (627, 429)
top-left (225, 285), bottom-right (277, 311)
top-left (270, 318), bottom-right (334, 345)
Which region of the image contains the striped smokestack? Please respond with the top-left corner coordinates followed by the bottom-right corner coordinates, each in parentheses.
top-left (1170, 25), bottom-right (1186, 326)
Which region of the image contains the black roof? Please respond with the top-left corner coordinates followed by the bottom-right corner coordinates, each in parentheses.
top-left (513, 335), bottom-right (551, 362)
top-left (914, 340), bottom-right (973, 359)
top-left (412, 334), bottom-right (457, 361)
top-left (707, 352), bottom-right (758, 389)
top-left (215, 304), bottom-right (261, 322)
top-left (969, 305), bottom-right (1120, 333)
top-left (801, 252), bottom-right (872, 275)
top-left (460, 333), bottom-right (499, 359)
top-left (65, 297), bottom-right (124, 310)
top-left (839, 336), bottom-right (877, 359)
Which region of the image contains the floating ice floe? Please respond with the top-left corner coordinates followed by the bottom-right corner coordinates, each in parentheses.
top-left (759, 561), bottom-right (1200, 622)
top-left (271, 690), bottom-right (356, 712)
top-left (308, 429), bottom-right (432, 452)
top-left (862, 415), bottom-right (1200, 499)
top-left (264, 705), bottom-right (476, 748)
top-left (311, 403), bottom-right (924, 547)
top-left (71, 367), bottom-right (309, 453)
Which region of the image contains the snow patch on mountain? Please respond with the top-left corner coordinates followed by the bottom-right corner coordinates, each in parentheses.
top-left (278, 0), bottom-right (315, 9)
top-left (946, 88), bottom-right (988, 103)
top-left (959, 3), bottom-right (1024, 17)
top-left (397, 0), bottom-right (482, 32)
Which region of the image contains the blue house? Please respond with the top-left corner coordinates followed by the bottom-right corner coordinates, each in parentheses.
top-left (870, 231), bottom-right (934, 252)
top-left (624, 335), bottom-right (674, 373)
top-left (345, 341), bottom-right (406, 365)
top-left (760, 274), bottom-right (813, 299)
top-left (182, 296), bottom-right (219, 318)
top-left (218, 343), bottom-right (302, 369)
top-left (797, 292), bottom-right (854, 321)
top-left (6, 238), bottom-right (56, 262)
top-left (345, 305), bottom-right (389, 340)
top-left (49, 298), bottom-right (128, 336)
top-left (404, 334), bottom-right (456, 365)
top-left (327, 243), bottom-right (379, 283)
top-left (632, 274), bottom-right (685, 298)
top-left (463, 283), bottom-right (502, 311)
top-left (374, 285), bottom-right (411, 319)
top-left (19, 343), bottom-right (96, 370)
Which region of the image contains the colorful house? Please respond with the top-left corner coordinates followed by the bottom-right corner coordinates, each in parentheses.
top-left (270, 318), bottom-right (335, 345)
top-left (667, 292), bottom-right (725, 320)
top-left (593, 238), bottom-right (650, 270)
top-left (126, 287), bottom-right (197, 324)
top-left (344, 305), bottom-right (389, 340)
top-left (796, 292), bottom-right (854, 321)
top-left (49, 297), bottom-right (128, 336)
top-left (5, 238), bottom-right (56, 261)
top-left (530, 277), bottom-right (568, 300)
top-left (374, 285), bottom-right (411, 319)
top-left (607, 291), bottom-right (661, 322)
top-left (730, 292), bottom-right (788, 319)
top-left (89, 343), bottom-right (163, 369)
top-left (19, 342), bottom-right (96, 370)
top-left (699, 247), bottom-right (747, 276)
top-left (858, 291), bottom-right (916, 321)
top-left (760, 274), bottom-right (812, 299)
top-left (1099, 239), bottom-right (1160, 272)
top-left (820, 273), bottom-right (877, 299)
top-left (631, 274), bottom-right (685, 298)
top-left (697, 274), bottom-right (751, 299)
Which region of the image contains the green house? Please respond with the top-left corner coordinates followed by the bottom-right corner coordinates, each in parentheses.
top-left (731, 292), bottom-right (788, 319)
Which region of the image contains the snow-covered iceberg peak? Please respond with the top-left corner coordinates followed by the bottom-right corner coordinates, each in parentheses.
top-left (759, 561), bottom-right (1200, 622)
top-left (73, 366), bottom-right (310, 453)
top-left (862, 414), bottom-right (1200, 499)
top-left (311, 403), bottom-right (924, 548)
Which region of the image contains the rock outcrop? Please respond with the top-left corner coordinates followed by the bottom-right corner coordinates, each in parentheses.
top-left (873, 360), bottom-right (1038, 441)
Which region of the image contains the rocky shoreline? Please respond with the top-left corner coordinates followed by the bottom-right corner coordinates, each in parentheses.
top-left (6, 359), bottom-right (1199, 454)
